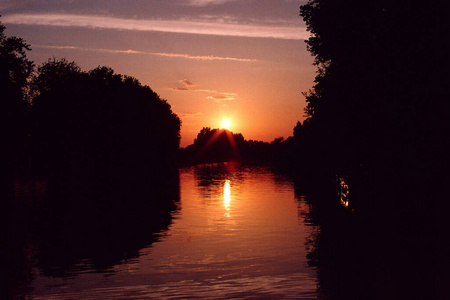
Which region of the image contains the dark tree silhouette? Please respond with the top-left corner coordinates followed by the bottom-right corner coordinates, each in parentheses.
top-left (295, 3), bottom-right (450, 297)
top-left (296, 0), bottom-right (449, 211)
top-left (1, 19), bottom-right (184, 298)
top-left (0, 17), bottom-right (34, 188)
top-left (179, 127), bottom-right (292, 166)
top-left (191, 127), bottom-right (243, 163)
top-left (30, 58), bottom-right (181, 188)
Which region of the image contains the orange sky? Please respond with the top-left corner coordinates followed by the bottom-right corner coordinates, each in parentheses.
top-left (1, 0), bottom-right (316, 147)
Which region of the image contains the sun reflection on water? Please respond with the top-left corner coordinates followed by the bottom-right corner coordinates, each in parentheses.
top-left (223, 180), bottom-right (231, 213)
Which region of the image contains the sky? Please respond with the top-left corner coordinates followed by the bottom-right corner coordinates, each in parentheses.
top-left (1, 0), bottom-right (315, 147)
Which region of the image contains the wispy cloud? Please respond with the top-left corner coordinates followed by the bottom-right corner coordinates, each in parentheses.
top-left (33, 44), bottom-right (258, 62)
top-left (3, 13), bottom-right (308, 40)
top-left (181, 79), bottom-right (194, 86)
top-left (171, 79), bottom-right (194, 91)
top-left (207, 94), bottom-right (236, 102)
top-left (178, 111), bottom-right (203, 118)
top-left (35, 44), bottom-right (142, 54)
top-left (171, 87), bottom-right (190, 91)
top-left (153, 52), bottom-right (258, 62)
top-left (198, 89), bottom-right (238, 102)
top-left (185, 0), bottom-right (236, 6)
top-left (196, 89), bottom-right (236, 95)
top-left (170, 84), bottom-right (238, 102)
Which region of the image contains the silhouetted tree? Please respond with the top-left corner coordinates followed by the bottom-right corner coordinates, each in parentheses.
top-left (297, 0), bottom-right (448, 210)
top-left (191, 127), bottom-right (242, 163)
top-left (180, 127), bottom-right (291, 165)
top-left (294, 2), bottom-right (450, 292)
top-left (0, 17), bottom-right (34, 188)
top-left (1, 20), bottom-right (185, 298)
top-left (193, 127), bottom-right (214, 148)
top-left (30, 59), bottom-right (181, 188)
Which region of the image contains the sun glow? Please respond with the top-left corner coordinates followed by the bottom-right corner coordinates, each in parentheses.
top-left (222, 119), bottom-right (231, 129)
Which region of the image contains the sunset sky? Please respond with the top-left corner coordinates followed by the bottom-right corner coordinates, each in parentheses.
top-left (1, 0), bottom-right (315, 147)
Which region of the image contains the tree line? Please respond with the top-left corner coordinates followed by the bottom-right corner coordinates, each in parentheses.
top-left (1, 18), bottom-right (181, 193)
top-left (179, 127), bottom-right (288, 166)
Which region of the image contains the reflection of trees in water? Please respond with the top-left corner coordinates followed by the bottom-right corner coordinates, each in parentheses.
top-left (1, 173), bottom-right (180, 298)
top-left (193, 163), bottom-right (244, 209)
top-left (194, 163), bottom-right (234, 188)
top-left (0, 183), bottom-right (36, 299)
top-left (34, 173), bottom-right (180, 277)
top-left (293, 176), bottom-right (448, 300)
top-left (194, 162), bottom-right (244, 187)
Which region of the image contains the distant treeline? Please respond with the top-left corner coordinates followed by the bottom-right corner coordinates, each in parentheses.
top-left (179, 127), bottom-right (287, 165)
top-left (1, 18), bottom-right (180, 191)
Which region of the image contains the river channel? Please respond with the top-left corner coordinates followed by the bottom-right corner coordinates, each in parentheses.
top-left (9, 163), bottom-right (319, 299)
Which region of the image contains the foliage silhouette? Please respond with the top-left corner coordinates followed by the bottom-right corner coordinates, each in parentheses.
top-left (292, 2), bottom-right (450, 297)
top-left (1, 17), bottom-right (181, 191)
top-left (1, 18), bottom-right (182, 297)
top-left (292, 0), bottom-right (449, 213)
top-left (30, 58), bottom-right (181, 187)
top-left (180, 127), bottom-right (287, 165)
top-left (0, 17), bottom-right (33, 189)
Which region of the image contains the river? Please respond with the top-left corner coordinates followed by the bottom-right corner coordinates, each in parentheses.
top-left (5, 163), bottom-right (319, 299)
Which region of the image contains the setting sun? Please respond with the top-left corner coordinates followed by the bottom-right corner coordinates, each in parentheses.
top-left (222, 119), bottom-right (231, 129)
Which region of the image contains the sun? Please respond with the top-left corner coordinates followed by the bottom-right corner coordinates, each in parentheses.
top-left (222, 119), bottom-right (231, 129)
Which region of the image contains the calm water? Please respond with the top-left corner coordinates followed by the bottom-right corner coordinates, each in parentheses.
top-left (8, 163), bottom-right (319, 299)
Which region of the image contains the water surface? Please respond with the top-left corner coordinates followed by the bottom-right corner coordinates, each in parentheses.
top-left (10, 163), bottom-right (319, 299)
